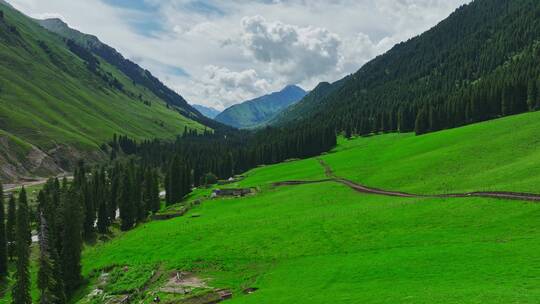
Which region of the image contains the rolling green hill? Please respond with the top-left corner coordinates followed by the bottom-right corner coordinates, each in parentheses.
top-left (32, 110), bottom-right (538, 304)
top-left (0, 3), bottom-right (210, 181)
top-left (215, 85), bottom-right (306, 129)
top-left (272, 0), bottom-right (540, 137)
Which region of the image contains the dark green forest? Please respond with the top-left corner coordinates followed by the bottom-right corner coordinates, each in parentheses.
top-left (275, 0), bottom-right (540, 136)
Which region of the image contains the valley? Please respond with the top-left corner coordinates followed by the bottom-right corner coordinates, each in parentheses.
top-left (2, 111), bottom-right (536, 304)
top-left (1, 0), bottom-right (540, 303)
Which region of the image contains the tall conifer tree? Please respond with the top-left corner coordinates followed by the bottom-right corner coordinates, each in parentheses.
top-left (0, 181), bottom-right (7, 278)
top-left (6, 194), bottom-right (16, 261)
top-left (61, 189), bottom-right (83, 295)
top-left (119, 174), bottom-right (134, 231)
top-left (12, 187), bottom-right (31, 304)
top-left (37, 208), bottom-right (58, 304)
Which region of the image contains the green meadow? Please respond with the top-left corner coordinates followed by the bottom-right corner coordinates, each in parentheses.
top-left (2, 111), bottom-right (539, 303)
top-left (322, 111), bottom-right (540, 194)
top-left (68, 111), bottom-right (540, 303)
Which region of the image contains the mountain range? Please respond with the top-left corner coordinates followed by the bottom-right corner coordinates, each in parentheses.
top-left (2, 0), bottom-right (540, 182)
top-left (215, 85), bottom-right (307, 129)
top-left (192, 104), bottom-right (221, 119)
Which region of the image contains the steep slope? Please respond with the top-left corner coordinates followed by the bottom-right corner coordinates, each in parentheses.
top-left (270, 79), bottom-right (347, 126)
top-left (68, 111), bottom-right (540, 304)
top-left (37, 18), bottom-right (222, 128)
top-left (0, 3), bottom-right (208, 181)
top-left (273, 0), bottom-right (540, 136)
top-left (215, 85), bottom-right (306, 129)
top-left (192, 104), bottom-right (221, 119)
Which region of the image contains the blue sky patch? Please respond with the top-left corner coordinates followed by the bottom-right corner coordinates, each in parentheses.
top-left (101, 0), bottom-right (158, 12)
top-left (185, 0), bottom-right (225, 16)
top-left (128, 18), bottom-right (165, 37)
top-left (166, 65), bottom-right (190, 77)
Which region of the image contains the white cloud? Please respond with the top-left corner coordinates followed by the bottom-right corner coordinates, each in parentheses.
top-left (182, 66), bottom-right (272, 110)
top-left (240, 15), bottom-right (342, 84)
top-left (6, 0), bottom-right (472, 109)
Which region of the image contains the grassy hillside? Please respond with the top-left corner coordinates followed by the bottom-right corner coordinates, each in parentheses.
top-left (19, 110), bottom-right (536, 304)
top-left (323, 111), bottom-right (540, 194)
top-left (0, 3), bottom-right (207, 181)
top-left (216, 85), bottom-right (306, 129)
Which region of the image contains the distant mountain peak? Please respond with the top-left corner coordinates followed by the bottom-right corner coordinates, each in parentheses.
top-left (192, 104), bottom-right (221, 119)
top-left (215, 85), bottom-right (307, 129)
top-left (282, 84), bottom-right (303, 91)
top-left (43, 17), bottom-right (66, 24)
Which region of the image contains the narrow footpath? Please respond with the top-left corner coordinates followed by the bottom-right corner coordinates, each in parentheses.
top-left (273, 159), bottom-right (540, 203)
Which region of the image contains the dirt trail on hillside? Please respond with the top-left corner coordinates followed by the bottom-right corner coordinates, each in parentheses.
top-left (4, 175), bottom-right (72, 192)
top-left (273, 179), bottom-right (333, 187)
top-left (275, 159), bottom-right (540, 203)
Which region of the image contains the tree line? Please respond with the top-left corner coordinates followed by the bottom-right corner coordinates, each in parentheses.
top-left (0, 157), bottom-right (161, 303)
top-left (110, 122), bottom-right (337, 206)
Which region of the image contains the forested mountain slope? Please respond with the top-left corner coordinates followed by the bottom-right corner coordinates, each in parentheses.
top-left (272, 0), bottom-right (540, 136)
top-left (215, 85), bottom-right (306, 129)
top-left (269, 79), bottom-right (347, 126)
top-left (0, 3), bottom-right (208, 181)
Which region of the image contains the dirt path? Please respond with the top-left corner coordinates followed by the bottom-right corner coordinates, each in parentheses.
top-left (273, 179), bottom-right (333, 187)
top-left (275, 159), bottom-right (540, 203)
top-left (4, 175), bottom-right (72, 192)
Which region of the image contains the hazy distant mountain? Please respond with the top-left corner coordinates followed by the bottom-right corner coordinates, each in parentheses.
top-left (193, 104), bottom-right (221, 119)
top-left (215, 85), bottom-right (307, 129)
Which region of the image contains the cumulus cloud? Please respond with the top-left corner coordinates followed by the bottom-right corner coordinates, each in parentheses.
top-left (176, 66), bottom-right (273, 110)
top-left (240, 15), bottom-right (342, 84)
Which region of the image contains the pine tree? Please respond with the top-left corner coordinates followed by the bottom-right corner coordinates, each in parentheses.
top-left (109, 164), bottom-right (120, 222)
top-left (143, 168), bottom-right (152, 215)
top-left (61, 188), bottom-right (83, 295)
top-left (12, 187), bottom-right (32, 304)
top-left (39, 184), bottom-right (66, 304)
top-left (119, 174), bottom-right (134, 231)
top-left (164, 173), bottom-right (170, 206)
top-left (414, 106), bottom-right (429, 135)
top-left (0, 181), bottom-right (7, 278)
top-left (150, 170), bottom-right (161, 213)
top-left (6, 194), bottom-right (16, 261)
top-left (536, 77), bottom-right (540, 110)
top-left (95, 168), bottom-right (109, 234)
top-left (97, 173), bottom-right (109, 235)
top-left (134, 166), bottom-right (145, 221)
top-left (82, 177), bottom-right (95, 241)
top-left (527, 80), bottom-right (537, 110)
top-left (501, 86), bottom-right (512, 116)
top-left (37, 210), bottom-right (58, 303)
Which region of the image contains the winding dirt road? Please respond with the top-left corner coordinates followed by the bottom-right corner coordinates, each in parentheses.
top-left (274, 159), bottom-right (540, 203)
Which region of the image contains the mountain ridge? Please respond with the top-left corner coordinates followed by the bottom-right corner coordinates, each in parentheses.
top-left (272, 0), bottom-right (540, 137)
top-left (215, 85), bottom-right (307, 129)
top-left (0, 3), bottom-right (210, 181)
top-left (192, 104), bottom-right (221, 119)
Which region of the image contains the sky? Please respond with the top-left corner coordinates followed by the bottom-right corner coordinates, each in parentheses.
top-left (7, 0), bottom-right (470, 110)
